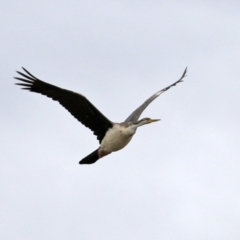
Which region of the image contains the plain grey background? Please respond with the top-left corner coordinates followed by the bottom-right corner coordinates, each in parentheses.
top-left (1, 1), bottom-right (240, 239)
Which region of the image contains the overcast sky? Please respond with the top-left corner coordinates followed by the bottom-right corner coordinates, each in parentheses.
top-left (1, 1), bottom-right (240, 239)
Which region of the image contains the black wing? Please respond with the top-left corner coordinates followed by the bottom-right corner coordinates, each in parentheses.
top-left (124, 67), bottom-right (187, 122)
top-left (15, 67), bottom-right (113, 143)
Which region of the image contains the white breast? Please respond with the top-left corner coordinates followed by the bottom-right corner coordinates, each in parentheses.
top-left (100, 124), bottom-right (136, 153)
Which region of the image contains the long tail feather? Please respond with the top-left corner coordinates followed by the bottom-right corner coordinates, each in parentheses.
top-left (79, 149), bottom-right (99, 164)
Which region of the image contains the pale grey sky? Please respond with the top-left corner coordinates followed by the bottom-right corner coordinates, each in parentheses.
top-left (1, 1), bottom-right (240, 239)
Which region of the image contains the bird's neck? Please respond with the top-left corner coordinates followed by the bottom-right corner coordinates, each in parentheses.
top-left (132, 121), bottom-right (147, 129)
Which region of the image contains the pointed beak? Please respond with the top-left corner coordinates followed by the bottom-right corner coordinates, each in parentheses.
top-left (148, 119), bottom-right (160, 123)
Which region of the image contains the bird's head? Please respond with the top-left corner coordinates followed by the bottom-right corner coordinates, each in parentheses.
top-left (132, 118), bottom-right (160, 128)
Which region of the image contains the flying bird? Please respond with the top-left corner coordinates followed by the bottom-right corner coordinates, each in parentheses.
top-left (15, 67), bottom-right (187, 164)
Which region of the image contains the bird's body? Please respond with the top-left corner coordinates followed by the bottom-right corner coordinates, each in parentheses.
top-left (100, 123), bottom-right (136, 154)
top-left (15, 67), bottom-right (187, 164)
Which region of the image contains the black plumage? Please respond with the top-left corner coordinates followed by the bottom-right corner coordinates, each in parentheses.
top-left (15, 68), bottom-right (113, 143)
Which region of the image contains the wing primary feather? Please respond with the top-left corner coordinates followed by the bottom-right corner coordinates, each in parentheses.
top-left (15, 83), bottom-right (31, 87)
top-left (16, 71), bottom-right (35, 81)
top-left (14, 77), bottom-right (33, 83)
top-left (21, 67), bottom-right (39, 80)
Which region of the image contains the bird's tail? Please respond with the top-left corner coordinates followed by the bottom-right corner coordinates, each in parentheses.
top-left (79, 149), bottom-right (99, 164)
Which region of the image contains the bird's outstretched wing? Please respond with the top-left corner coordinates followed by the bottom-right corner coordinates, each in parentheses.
top-left (124, 68), bottom-right (187, 122)
top-left (15, 67), bottom-right (113, 143)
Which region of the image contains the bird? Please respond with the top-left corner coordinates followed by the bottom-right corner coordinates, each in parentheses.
top-left (15, 67), bottom-right (187, 164)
